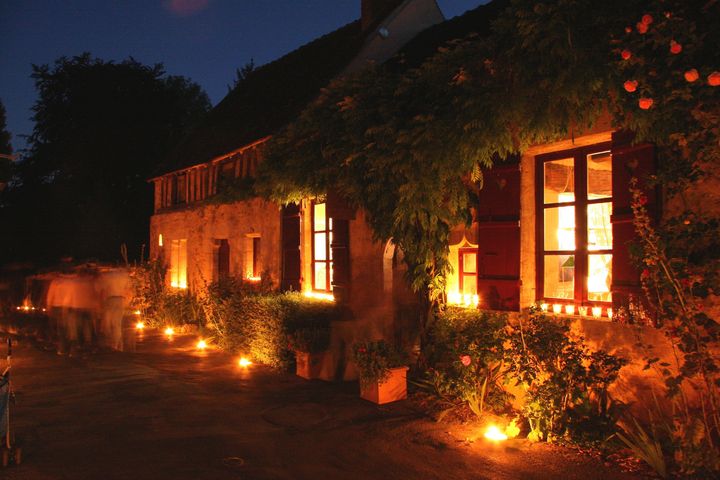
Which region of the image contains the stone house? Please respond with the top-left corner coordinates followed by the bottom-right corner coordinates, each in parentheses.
top-left (149, 0), bottom-right (697, 402)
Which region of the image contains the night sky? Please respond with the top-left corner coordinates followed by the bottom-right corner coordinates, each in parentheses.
top-left (1, 0), bottom-right (485, 153)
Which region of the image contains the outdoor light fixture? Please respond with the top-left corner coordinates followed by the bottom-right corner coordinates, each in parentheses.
top-left (164, 327), bottom-right (175, 337)
top-left (238, 357), bottom-right (252, 368)
top-left (565, 305), bottom-right (575, 315)
top-left (196, 339), bottom-right (208, 350)
top-left (135, 321), bottom-right (145, 331)
top-left (484, 425), bottom-right (508, 442)
top-left (158, 234), bottom-right (163, 247)
top-left (552, 304), bottom-right (562, 314)
top-left (592, 306), bottom-right (602, 318)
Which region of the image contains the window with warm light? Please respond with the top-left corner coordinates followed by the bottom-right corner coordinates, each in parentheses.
top-left (538, 144), bottom-right (612, 305)
top-left (459, 248), bottom-right (478, 296)
top-left (312, 202), bottom-right (333, 292)
top-left (169, 239), bottom-right (187, 289)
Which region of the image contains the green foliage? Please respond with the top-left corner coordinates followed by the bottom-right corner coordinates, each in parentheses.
top-left (420, 308), bottom-right (512, 419)
top-left (129, 260), bottom-right (204, 328)
top-left (616, 416), bottom-right (668, 479)
top-left (508, 309), bottom-right (628, 443)
top-left (352, 340), bottom-right (407, 386)
top-left (0, 54), bottom-right (210, 265)
top-left (288, 325), bottom-right (331, 354)
top-left (198, 281), bottom-right (339, 370)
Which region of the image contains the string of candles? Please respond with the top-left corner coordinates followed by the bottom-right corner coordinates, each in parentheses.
top-left (540, 302), bottom-right (613, 319)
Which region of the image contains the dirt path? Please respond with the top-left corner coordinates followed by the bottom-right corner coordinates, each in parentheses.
top-left (0, 331), bottom-right (644, 480)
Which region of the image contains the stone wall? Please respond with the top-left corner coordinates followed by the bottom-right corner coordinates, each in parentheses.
top-left (149, 198), bottom-right (283, 290)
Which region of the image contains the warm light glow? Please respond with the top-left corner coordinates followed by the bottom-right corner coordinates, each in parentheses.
top-left (540, 303), bottom-right (549, 312)
top-left (303, 291), bottom-right (334, 302)
top-left (552, 304), bottom-right (562, 314)
top-left (196, 339), bottom-right (208, 350)
top-left (246, 275), bottom-right (261, 282)
top-left (578, 306), bottom-right (588, 316)
top-left (238, 357), bottom-right (252, 368)
top-left (133, 309), bottom-right (141, 316)
top-left (23, 305), bottom-right (31, 312)
top-left (135, 321), bottom-right (145, 330)
top-left (607, 308), bottom-right (613, 320)
top-left (565, 305), bottom-right (575, 315)
top-left (447, 291), bottom-right (479, 308)
top-left (158, 233), bottom-right (163, 247)
top-left (484, 425), bottom-right (508, 442)
top-left (164, 327), bottom-right (175, 337)
top-left (592, 306), bottom-right (602, 318)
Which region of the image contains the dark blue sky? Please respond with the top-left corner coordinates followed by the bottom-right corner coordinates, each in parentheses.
top-left (1, 1), bottom-right (484, 153)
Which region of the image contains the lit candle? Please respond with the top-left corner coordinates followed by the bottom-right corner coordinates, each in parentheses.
top-left (565, 305), bottom-right (575, 315)
top-left (540, 303), bottom-right (549, 312)
top-left (552, 304), bottom-right (562, 314)
top-left (592, 307), bottom-right (602, 318)
top-left (578, 306), bottom-right (587, 316)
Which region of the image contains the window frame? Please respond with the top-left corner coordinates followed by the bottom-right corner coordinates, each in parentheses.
top-left (535, 142), bottom-right (613, 306)
top-left (311, 201), bottom-right (333, 292)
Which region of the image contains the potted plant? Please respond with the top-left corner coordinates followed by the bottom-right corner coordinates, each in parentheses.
top-left (289, 326), bottom-right (330, 380)
top-left (352, 340), bottom-right (408, 404)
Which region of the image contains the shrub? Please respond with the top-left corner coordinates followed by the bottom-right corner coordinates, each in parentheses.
top-left (507, 308), bottom-right (627, 443)
top-left (353, 340), bottom-right (407, 386)
top-left (288, 325), bottom-right (331, 353)
top-left (420, 308), bottom-right (512, 419)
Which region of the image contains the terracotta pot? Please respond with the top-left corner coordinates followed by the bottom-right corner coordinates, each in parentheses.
top-left (359, 366), bottom-right (408, 404)
top-left (295, 351), bottom-right (325, 380)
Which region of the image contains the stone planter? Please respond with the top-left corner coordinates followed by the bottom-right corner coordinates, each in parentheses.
top-left (359, 366), bottom-right (408, 404)
top-left (295, 351), bottom-right (326, 380)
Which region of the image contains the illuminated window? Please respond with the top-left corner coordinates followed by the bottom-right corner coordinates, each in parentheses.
top-left (538, 145), bottom-right (612, 304)
top-left (459, 248), bottom-right (477, 295)
top-left (170, 239), bottom-right (187, 289)
top-left (312, 202), bottom-right (333, 292)
top-left (244, 235), bottom-right (261, 280)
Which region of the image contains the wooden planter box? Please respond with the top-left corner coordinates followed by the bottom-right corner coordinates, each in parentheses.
top-left (295, 351), bottom-right (325, 380)
top-left (359, 366), bottom-right (408, 404)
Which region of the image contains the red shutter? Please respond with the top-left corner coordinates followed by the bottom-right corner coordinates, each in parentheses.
top-left (475, 160), bottom-right (521, 311)
top-left (610, 131), bottom-right (658, 310)
top-left (330, 218), bottom-right (350, 304)
top-left (281, 204), bottom-right (301, 291)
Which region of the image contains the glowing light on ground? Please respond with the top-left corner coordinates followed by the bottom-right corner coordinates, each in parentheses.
top-left (164, 327), bottom-right (175, 337)
top-left (238, 357), bottom-right (252, 368)
top-left (135, 321), bottom-right (145, 331)
top-left (196, 339), bottom-right (208, 350)
top-left (133, 309), bottom-right (142, 316)
top-left (484, 425), bottom-right (508, 442)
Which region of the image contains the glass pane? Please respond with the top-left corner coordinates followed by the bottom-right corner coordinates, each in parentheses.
top-left (588, 202), bottom-right (612, 251)
top-left (588, 254), bottom-right (612, 302)
top-left (587, 151), bottom-right (612, 199)
top-left (313, 203), bottom-right (326, 231)
top-left (544, 206), bottom-right (575, 250)
top-left (329, 231), bottom-right (333, 260)
top-left (461, 275), bottom-right (477, 295)
top-left (314, 263), bottom-right (327, 290)
top-left (462, 252), bottom-right (477, 274)
top-left (544, 158), bottom-right (575, 204)
top-left (544, 254), bottom-right (574, 299)
top-left (329, 261), bottom-right (334, 289)
top-left (314, 233), bottom-right (327, 261)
